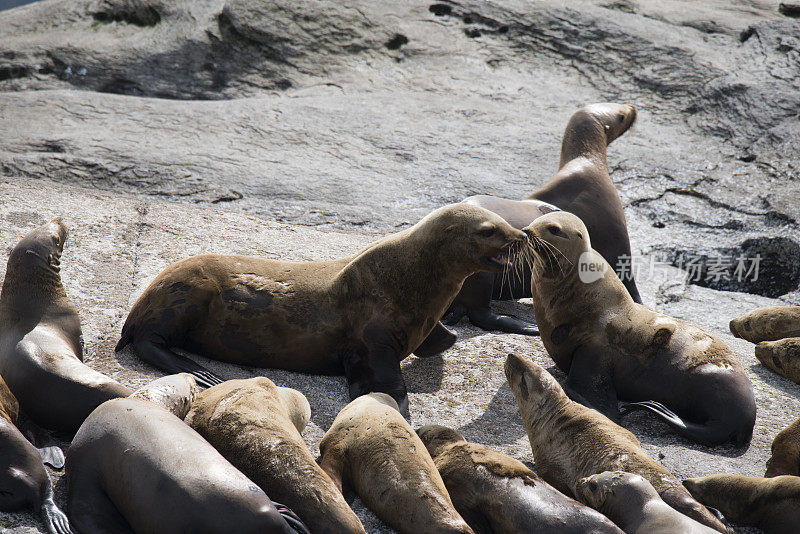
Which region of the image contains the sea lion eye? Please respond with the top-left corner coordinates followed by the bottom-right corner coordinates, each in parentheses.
top-left (479, 227), bottom-right (495, 238)
top-left (589, 480), bottom-right (599, 492)
top-left (576, 233), bottom-right (583, 240)
top-left (773, 356), bottom-right (783, 369)
top-left (547, 225), bottom-right (566, 238)
top-left (618, 113), bottom-right (625, 123)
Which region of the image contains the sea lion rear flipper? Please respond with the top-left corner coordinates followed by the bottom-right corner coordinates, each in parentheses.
top-left (17, 417), bottom-right (65, 469)
top-left (564, 348), bottom-right (620, 421)
top-left (466, 306), bottom-right (539, 336)
top-left (414, 322), bottom-right (457, 358)
top-left (38, 445), bottom-right (66, 470)
top-left (132, 339), bottom-right (223, 388)
top-left (42, 496), bottom-right (74, 534)
top-left (273, 502), bottom-right (312, 534)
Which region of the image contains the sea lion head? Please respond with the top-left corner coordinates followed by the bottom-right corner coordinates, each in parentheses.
top-left (755, 339), bottom-right (800, 380)
top-left (420, 204), bottom-right (527, 274)
top-left (416, 424), bottom-right (466, 457)
top-left (277, 386), bottom-right (312, 433)
top-left (504, 353), bottom-right (565, 410)
top-left (521, 211), bottom-right (591, 278)
top-left (130, 373), bottom-right (199, 419)
top-left (580, 103), bottom-right (638, 145)
top-left (5, 218), bottom-right (68, 279)
top-left (577, 471), bottom-right (657, 513)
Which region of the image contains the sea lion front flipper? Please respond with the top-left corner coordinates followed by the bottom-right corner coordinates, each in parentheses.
top-left (42, 495), bottom-right (73, 534)
top-left (467, 306), bottom-right (539, 335)
top-left (17, 417), bottom-right (66, 469)
top-left (564, 347), bottom-right (620, 421)
top-left (131, 339), bottom-right (223, 388)
top-left (38, 445), bottom-right (66, 470)
top-left (414, 322), bottom-right (457, 358)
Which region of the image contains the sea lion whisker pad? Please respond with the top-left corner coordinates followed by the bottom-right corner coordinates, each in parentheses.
top-left (116, 204), bottom-right (525, 414)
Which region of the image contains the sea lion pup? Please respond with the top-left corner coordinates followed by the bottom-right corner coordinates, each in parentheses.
top-left (318, 393), bottom-right (474, 534)
top-left (0, 218), bottom-right (132, 433)
top-left (66, 374), bottom-right (305, 534)
top-left (756, 337), bottom-right (800, 384)
top-left (416, 424), bottom-right (623, 534)
top-left (577, 471), bottom-right (718, 534)
top-left (730, 306), bottom-right (800, 343)
top-left (521, 211), bottom-right (756, 446)
top-left (684, 474), bottom-right (800, 534)
top-left (115, 204), bottom-right (524, 413)
top-left (504, 353), bottom-right (728, 533)
top-left (431, 102), bottom-right (640, 342)
top-left (185, 377), bottom-right (366, 534)
top-left (0, 373), bottom-right (72, 534)
top-left (766, 417), bottom-right (800, 477)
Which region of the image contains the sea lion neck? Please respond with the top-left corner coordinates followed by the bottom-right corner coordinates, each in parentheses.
top-left (559, 112), bottom-right (607, 168)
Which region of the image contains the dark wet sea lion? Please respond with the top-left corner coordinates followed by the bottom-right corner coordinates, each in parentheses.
top-left (684, 474), bottom-right (800, 534)
top-left (185, 377), bottom-right (366, 534)
top-left (115, 204), bottom-right (525, 413)
top-left (521, 211), bottom-right (755, 446)
top-left (504, 353), bottom-right (728, 533)
top-left (66, 374), bottom-right (304, 534)
top-left (416, 424), bottom-right (623, 534)
top-left (756, 337), bottom-right (800, 384)
top-left (318, 394), bottom-right (473, 534)
top-left (766, 417), bottom-right (800, 477)
top-left (577, 471), bottom-right (718, 534)
top-left (0, 218), bottom-right (132, 433)
top-left (730, 306), bottom-right (800, 343)
top-left (429, 103), bottom-right (640, 343)
top-left (0, 372), bottom-right (72, 534)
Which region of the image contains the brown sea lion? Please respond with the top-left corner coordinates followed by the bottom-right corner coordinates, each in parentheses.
top-left (115, 204), bottom-right (525, 414)
top-left (416, 424), bottom-right (624, 534)
top-left (66, 374), bottom-right (306, 534)
top-left (504, 353), bottom-right (728, 533)
top-left (766, 417), bottom-right (800, 477)
top-left (0, 372), bottom-right (72, 534)
top-left (0, 218), bottom-right (132, 433)
top-left (185, 377), bottom-right (366, 534)
top-left (577, 471), bottom-right (718, 534)
top-left (730, 306), bottom-right (800, 343)
top-left (430, 102), bottom-right (640, 344)
top-left (756, 337), bottom-right (800, 384)
top-left (521, 211), bottom-right (756, 446)
top-left (318, 393), bottom-right (473, 534)
top-left (684, 474), bottom-right (800, 534)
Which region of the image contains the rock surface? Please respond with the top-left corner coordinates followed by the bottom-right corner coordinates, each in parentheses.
top-left (0, 0), bottom-right (798, 532)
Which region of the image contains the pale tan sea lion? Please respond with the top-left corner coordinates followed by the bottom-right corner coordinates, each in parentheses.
top-left (318, 393), bottom-right (473, 534)
top-left (185, 377), bottom-right (366, 534)
top-left (756, 337), bottom-right (800, 384)
top-left (504, 353), bottom-right (728, 532)
top-left (730, 306), bottom-right (800, 343)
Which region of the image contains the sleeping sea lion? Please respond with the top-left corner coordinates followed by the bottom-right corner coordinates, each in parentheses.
top-left (756, 337), bottom-right (800, 384)
top-left (730, 306), bottom-right (800, 343)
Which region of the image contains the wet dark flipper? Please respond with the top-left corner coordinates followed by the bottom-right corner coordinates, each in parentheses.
top-left (42, 496), bottom-right (74, 534)
top-left (132, 339), bottom-right (223, 388)
top-left (442, 303), bottom-right (467, 326)
top-left (620, 400), bottom-right (736, 446)
top-left (274, 502), bottom-right (311, 534)
top-left (414, 322), bottom-right (456, 358)
top-left (564, 346), bottom-right (620, 421)
top-left (38, 445), bottom-right (65, 470)
top-left (467, 307), bottom-right (538, 335)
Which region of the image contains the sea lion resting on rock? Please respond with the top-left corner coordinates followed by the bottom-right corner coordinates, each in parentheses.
top-left (185, 377), bottom-right (365, 534)
top-left (730, 306), bottom-right (800, 343)
top-left (0, 218), bottom-right (132, 433)
top-left (522, 211), bottom-right (755, 446)
top-left (115, 204), bottom-right (525, 413)
top-left (577, 471), bottom-right (718, 534)
top-left (432, 102), bottom-right (641, 342)
top-left (416, 424), bottom-right (623, 534)
top-left (0, 372), bottom-right (72, 534)
top-left (755, 337), bottom-right (800, 384)
top-left (684, 474), bottom-right (800, 534)
top-left (766, 417), bottom-right (800, 477)
top-left (504, 353), bottom-right (728, 533)
top-left (66, 374), bottom-right (306, 534)
top-left (319, 393), bottom-right (473, 534)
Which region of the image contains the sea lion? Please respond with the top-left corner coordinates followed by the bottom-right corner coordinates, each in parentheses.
top-left (0, 218), bottom-right (132, 433)
top-left (684, 474), bottom-right (800, 534)
top-left (0, 372), bottom-right (72, 534)
top-left (756, 337), bottom-right (800, 384)
top-left (576, 471), bottom-right (718, 534)
top-left (416, 424), bottom-right (624, 534)
top-left (431, 102), bottom-right (640, 342)
top-left (521, 211), bottom-right (756, 446)
top-left (66, 374), bottom-right (306, 534)
top-left (504, 353), bottom-right (728, 533)
top-left (185, 377), bottom-right (366, 534)
top-left (766, 417), bottom-right (800, 477)
top-left (730, 306), bottom-right (800, 343)
top-left (318, 393), bottom-right (473, 534)
top-left (115, 204), bottom-right (525, 414)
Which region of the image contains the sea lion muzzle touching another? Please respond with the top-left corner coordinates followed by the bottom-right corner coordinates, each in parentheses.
top-left (66, 374), bottom-right (305, 534)
top-left (755, 337), bottom-right (800, 384)
top-left (729, 306), bottom-right (800, 343)
top-left (504, 353), bottom-right (729, 533)
top-left (766, 417), bottom-right (800, 477)
top-left (520, 211), bottom-right (756, 447)
top-left (416, 424), bottom-right (624, 534)
top-left (0, 218), bottom-right (132, 433)
top-left (427, 102), bottom-right (640, 343)
top-left (115, 204), bottom-right (525, 414)
top-left (185, 377), bottom-right (366, 534)
top-left (576, 471), bottom-right (718, 534)
top-left (0, 372), bottom-right (72, 534)
top-left (684, 474), bottom-right (800, 534)
top-left (318, 393), bottom-right (474, 534)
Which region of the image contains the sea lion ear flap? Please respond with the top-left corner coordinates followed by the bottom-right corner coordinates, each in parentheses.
top-left (318, 447), bottom-right (346, 493)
